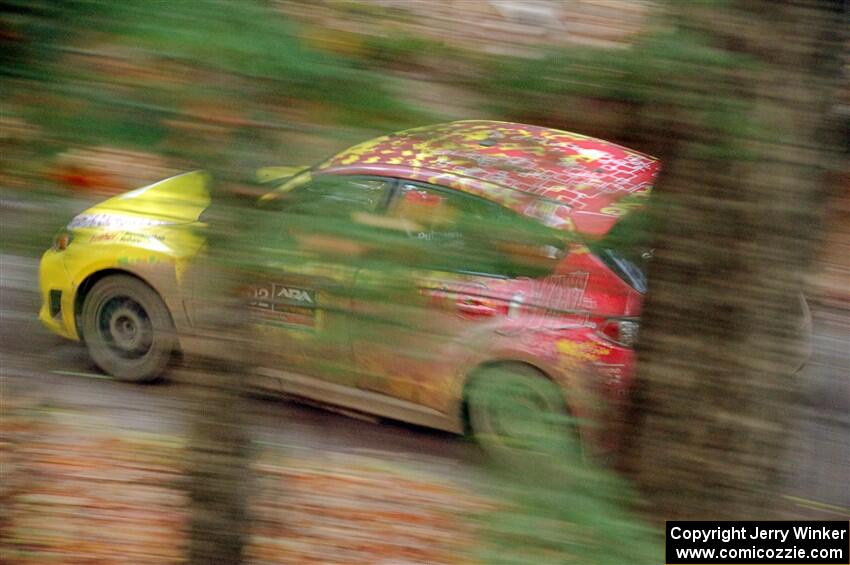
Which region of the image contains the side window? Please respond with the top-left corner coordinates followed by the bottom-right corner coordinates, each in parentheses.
top-left (387, 182), bottom-right (508, 247)
top-left (386, 182), bottom-right (561, 276)
top-left (284, 175), bottom-right (390, 218)
top-left (387, 182), bottom-right (552, 276)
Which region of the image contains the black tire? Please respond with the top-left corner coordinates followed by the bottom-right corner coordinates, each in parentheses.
top-left (81, 275), bottom-right (176, 382)
top-left (466, 364), bottom-right (580, 458)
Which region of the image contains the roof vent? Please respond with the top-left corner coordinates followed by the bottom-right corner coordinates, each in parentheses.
top-left (478, 137), bottom-right (498, 147)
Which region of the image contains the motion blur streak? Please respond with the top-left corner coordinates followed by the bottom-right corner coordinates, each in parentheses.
top-left (1, 1), bottom-right (847, 564)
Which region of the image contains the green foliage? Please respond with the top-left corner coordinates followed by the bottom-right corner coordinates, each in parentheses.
top-left (99, 1), bottom-right (413, 119)
top-left (0, 0), bottom-right (105, 81)
top-left (360, 31), bottom-right (452, 68)
top-left (478, 27), bottom-right (761, 159)
top-left (470, 367), bottom-right (661, 564)
top-left (32, 102), bottom-right (169, 148)
top-left (482, 28), bottom-right (754, 107)
top-left (5, 0), bottom-right (428, 157)
top-left (0, 188), bottom-right (86, 256)
top-left (332, 0), bottom-right (413, 22)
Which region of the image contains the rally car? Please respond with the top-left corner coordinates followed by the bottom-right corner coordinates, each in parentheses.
top-left (40, 120), bottom-right (666, 453)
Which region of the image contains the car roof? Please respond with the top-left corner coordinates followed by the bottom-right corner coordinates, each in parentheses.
top-left (318, 120), bottom-right (659, 237)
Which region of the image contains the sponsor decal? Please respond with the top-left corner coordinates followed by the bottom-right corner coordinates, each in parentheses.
top-left (69, 213), bottom-right (170, 230)
top-left (555, 339), bottom-right (611, 363)
top-left (519, 272), bottom-right (591, 329)
top-left (117, 255), bottom-right (160, 266)
top-left (90, 231), bottom-right (160, 244)
top-left (249, 283), bottom-right (317, 330)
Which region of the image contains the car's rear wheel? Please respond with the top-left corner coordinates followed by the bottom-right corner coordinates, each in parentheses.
top-left (466, 364), bottom-right (580, 459)
top-left (81, 275), bottom-right (175, 382)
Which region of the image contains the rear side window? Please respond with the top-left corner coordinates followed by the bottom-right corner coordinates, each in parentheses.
top-left (385, 182), bottom-right (565, 277)
top-left (387, 182), bottom-right (499, 245)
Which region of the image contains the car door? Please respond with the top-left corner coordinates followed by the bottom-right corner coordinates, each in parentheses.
top-left (248, 173), bottom-right (394, 386)
top-left (349, 180), bottom-right (561, 413)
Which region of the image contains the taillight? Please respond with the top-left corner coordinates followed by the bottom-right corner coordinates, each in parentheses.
top-left (598, 318), bottom-right (639, 347)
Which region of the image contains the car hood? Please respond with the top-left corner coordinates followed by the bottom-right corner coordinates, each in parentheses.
top-left (68, 170), bottom-right (211, 230)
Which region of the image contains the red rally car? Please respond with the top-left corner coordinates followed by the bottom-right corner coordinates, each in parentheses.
top-left (41, 120), bottom-right (665, 455)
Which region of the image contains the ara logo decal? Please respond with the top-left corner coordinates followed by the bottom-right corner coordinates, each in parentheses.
top-left (275, 285), bottom-right (314, 304)
top-left (249, 283), bottom-right (317, 330)
top-left (250, 283), bottom-right (316, 308)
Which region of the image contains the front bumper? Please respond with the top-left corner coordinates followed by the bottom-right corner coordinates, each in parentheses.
top-left (38, 248), bottom-right (79, 340)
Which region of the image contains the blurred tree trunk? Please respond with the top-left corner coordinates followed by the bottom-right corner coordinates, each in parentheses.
top-left (180, 125), bottom-right (266, 564)
top-left (185, 357), bottom-right (251, 564)
top-left (183, 198), bottom-right (254, 564)
top-left (624, 1), bottom-right (845, 519)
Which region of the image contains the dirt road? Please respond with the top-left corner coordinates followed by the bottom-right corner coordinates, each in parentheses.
top-left (1, 253), bottom-right (847, 517)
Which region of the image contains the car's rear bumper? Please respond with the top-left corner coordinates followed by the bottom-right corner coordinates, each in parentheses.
top-left (38, 248), bottom-right (79, 340)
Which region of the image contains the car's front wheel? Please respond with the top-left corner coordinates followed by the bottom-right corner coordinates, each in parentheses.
top-left (466, 364), bottom-right (581, 459)
top-left (81, 274), bottom-right (175, 382)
